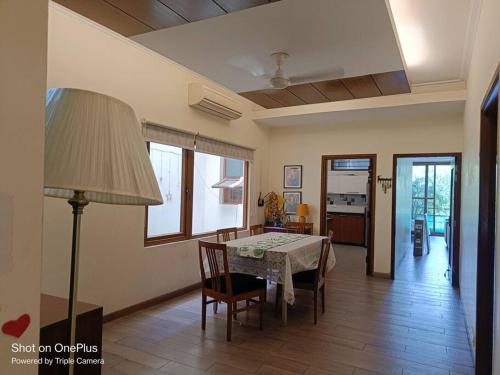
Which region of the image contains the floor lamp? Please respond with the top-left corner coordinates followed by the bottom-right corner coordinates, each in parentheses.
top-left (44, 88), bottom-right (163, 374)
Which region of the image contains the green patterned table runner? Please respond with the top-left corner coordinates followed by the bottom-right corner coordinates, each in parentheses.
top-left (236, 234), bottom-right (309, 259)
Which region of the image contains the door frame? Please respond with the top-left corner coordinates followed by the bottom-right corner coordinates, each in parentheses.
top-left (320, 154), bottom-right (377, 275)
top-left (475, 64), bottom-right (499, 375)
top-left (390, 152), bottom-right (462, 286)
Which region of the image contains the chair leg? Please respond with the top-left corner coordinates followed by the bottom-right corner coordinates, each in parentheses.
top-left (259, 291), bottom-right (264, 330)
top-left (213, 301), bottom-right (218, 314)
top-left (233, 302), bottom-right (237, 319)
top-left (275, 284), bottom-right (282, 317)
top-left (226, 302), bottom-right (232, 342)
top-left (313, 290), bottom-right (318, 325)
top-left (321, 285), bottom-right (326, 314)
top-left (201, 294), bottom-right (207, 330)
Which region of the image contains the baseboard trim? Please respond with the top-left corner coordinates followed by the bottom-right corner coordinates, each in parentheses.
top-left (103, 282), bottom-right (200, 323)
top-left (372, 272), bottom-right (392, 279)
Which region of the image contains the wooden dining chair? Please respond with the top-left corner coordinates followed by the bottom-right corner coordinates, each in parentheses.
top-left (198, 241), bottom-right (266, 341)
top-left (276, 237), bottom-right (332, 324)
top-left (216, 227), bottom-right (238, 243)
top-left (249, 224), bottom-right (264, 236)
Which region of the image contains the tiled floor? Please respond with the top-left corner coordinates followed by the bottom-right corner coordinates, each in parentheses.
top-left (101, 240), bottom-right (473, 374)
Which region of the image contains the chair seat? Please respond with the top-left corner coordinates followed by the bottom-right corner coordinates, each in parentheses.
top-left (292, 269), bottom-right (317, 284)
top-left (205, 273), bottom-right (266, 295)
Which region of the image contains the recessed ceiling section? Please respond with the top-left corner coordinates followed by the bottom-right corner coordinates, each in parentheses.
top-left (52, 0), bottom-right (280, 37)
top-left (133, 0), bottom-right (405, 93)
top-left (240, 70), bottom-right (410, 109)
top-left (388, 0), bottom-right (475, 84)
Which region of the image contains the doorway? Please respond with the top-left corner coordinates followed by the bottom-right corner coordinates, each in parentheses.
top-left (320, 154), bottom-right (376, 275)
top-left (391, 153), bottom-right (462, 287)
top-left (475, 66), bottom-right (499, 375)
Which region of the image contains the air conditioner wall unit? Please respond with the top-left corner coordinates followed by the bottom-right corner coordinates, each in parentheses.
top-left (188, 83), bottom-right (243, 120)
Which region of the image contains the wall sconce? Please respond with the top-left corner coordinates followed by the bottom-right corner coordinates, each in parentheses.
top-left (258, 192), bottom-right (272, 207)
top-left (377, 175), bottom-right (392, 194)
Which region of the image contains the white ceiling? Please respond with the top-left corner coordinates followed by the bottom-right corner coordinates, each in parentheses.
top-left (388, 0), bottom-right (478, 85)
top-left (133, 0), bottom-right (404, 92)
top-left (133, 0), bottom-right (478, 92)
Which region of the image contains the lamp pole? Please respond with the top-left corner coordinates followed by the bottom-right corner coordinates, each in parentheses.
top-left (67, 191), bottom-right (88, 375)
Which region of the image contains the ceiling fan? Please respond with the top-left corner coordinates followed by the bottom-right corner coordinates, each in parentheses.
top-left (233, 51), bottom-right (344, 90)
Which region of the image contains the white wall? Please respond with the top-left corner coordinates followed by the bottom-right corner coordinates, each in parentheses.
top-left (267, 114), bottom-right (463, 274)
top-left (0, 1), bottom-right (47, 373)
top-left (394, 158), bottom-right (413, 271)
top-left (459, 0), bottom-right (500, 365)
top-left (42, 3), bottom-right (269, 314)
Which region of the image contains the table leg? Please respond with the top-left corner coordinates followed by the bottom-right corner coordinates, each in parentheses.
top-left (281, 285), bottom-right (287, 325)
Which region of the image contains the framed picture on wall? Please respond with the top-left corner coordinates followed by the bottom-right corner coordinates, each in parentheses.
top-left (283, 165), bottom-right (302, 189)
top-left (283, 191), bottom-right (302, 215)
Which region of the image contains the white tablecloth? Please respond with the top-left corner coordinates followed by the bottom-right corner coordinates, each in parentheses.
top-left (225, 232), bottom-right (336, 304)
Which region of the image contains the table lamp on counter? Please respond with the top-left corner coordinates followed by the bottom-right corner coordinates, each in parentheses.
top-left (296, 203), bottom-right (309, 223)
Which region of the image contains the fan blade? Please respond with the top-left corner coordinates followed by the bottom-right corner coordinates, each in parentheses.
top-left (289, 67), bottom-right (345, 85)
top-left (228, 55), bottom-right (273, 78)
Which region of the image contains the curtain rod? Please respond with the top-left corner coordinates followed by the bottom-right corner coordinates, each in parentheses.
top-left (141, 119), bottom-right (256, 152)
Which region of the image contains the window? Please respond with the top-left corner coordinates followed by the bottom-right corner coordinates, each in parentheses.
top-left (332, 158), bottom-right (370, 170)
top-left (146, 143), bottom-right (186, 242)
top-left (145, 143), bottom-right (248, 245)
top-left (192, 153), bottom-right (245, 235)
top-left (411, 163), bottom-right (452, 235)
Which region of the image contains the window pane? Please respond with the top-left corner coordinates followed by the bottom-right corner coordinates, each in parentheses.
top-left (147, 143), bottom-right (183, 237)
top-left (435, 165), bottom-right (452, 216)
top-left (412, 166), bottom-right (426, 197)
top-left (427, 165), bottom-right (435, 198)
top-left (193, 152), bottom-right (245, 234)
top-left (225, 158), bottom-right (244, 177)
top-left (412, 198), bottom-right (425, 219)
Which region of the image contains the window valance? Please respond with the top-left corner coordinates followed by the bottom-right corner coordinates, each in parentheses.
top-left (142, 120), bottom-right (254, 161)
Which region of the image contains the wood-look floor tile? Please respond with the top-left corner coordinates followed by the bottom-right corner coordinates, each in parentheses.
top-left (101, 241), bottom-right (473, 375)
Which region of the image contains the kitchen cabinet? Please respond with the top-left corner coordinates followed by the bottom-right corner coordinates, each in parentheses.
top-left (328, 213), bottom-right (365, 245)
top-left (327, 172), bottom-right (368, 195)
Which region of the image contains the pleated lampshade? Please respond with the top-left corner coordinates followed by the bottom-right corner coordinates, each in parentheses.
top-left (44, 88), bottom-right (163, 206)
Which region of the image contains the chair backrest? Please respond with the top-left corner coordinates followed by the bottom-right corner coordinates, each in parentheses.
top-left (216, 227), bottom-right (238, 243)
top-left (327, 229), bottom-right (334, 243)
top-left (285, 221), bottom-right (305, 234)
top-left (198, 241), bottom-right (232, 295)
top-left (249, 224), bottom-right (264, 236)
top-left (316, 238), bottom-right (331, 285)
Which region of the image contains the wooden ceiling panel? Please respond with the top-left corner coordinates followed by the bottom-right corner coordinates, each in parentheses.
top-left (312, 80), bottom-right (354, 101)
top-left (341, 75), bottom-right (382, 98)
top-left (266, 89), bottom-right (306, 107)
top-left (55, 0), bottom-right (279, 36)
top-left (106, 0), bottom-right (186, 30)
top-left (240, 71), bottom-right (411, 109)
top-left (372, 70), bottom-right (411, 96)
top-left (54, 0), bottom-right (154, 36)
top-left (158, 0), bottom-right (226, 22)
top-left (239, 92), bottom-right (282, 109)
top-left (214, 0), bottom-right (271, 13)
top-left (287, 83), bottom-right (329, 104)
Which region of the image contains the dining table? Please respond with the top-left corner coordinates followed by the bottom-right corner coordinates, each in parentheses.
top-left (223, 232), bottom-right (336, 324)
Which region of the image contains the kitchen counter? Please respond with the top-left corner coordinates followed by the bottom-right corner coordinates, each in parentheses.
top-left (327, 205), bottom-right (365, 214)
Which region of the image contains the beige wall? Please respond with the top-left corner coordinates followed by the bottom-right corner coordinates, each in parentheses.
top-left (459, 0), bottom-right (500, 365)
top-left (0, 1), bottom-right (47, 373)
top-left (42, 4), bottom-right (269, 314)
top-left (267, 114), bottom-right (463, 274)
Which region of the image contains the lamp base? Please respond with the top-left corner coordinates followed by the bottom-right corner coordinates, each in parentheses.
top-left (298, 216), bottom-right (306, 223)
top-left (67, 191), bottom-right (89, 375)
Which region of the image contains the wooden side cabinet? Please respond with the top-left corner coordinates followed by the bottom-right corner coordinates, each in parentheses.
top-left (328, 213), bottom-right (365, 245)
top-left (39, 294), bottom-right (103, 375)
